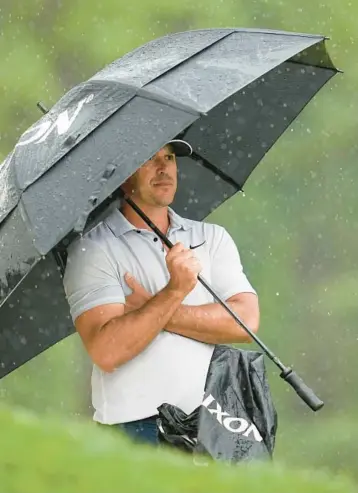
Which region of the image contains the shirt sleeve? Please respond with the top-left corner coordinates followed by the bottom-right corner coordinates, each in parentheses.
top-left (63, 236), bottom-right (125, 322)
top-left (209, 225), bottom-right (256, 301)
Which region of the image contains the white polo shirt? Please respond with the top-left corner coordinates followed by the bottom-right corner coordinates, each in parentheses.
top-left (63, 207), bottom-right (256, 424)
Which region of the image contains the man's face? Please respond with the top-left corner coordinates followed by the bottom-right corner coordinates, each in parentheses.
top-left (122, 145), bottom-right (178, 207)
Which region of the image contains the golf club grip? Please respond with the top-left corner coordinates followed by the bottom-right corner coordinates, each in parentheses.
top-left (281, 369), bottom-right (324, 411)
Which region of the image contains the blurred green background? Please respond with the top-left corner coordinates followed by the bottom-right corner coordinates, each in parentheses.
top-left (0, 0), bottom-right (357, 484)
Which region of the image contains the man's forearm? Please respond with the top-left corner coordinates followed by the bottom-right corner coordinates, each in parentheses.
top-left (165, 296), bottom-right (259, 344)
top-left (96, 287), bottom-right (185, 371)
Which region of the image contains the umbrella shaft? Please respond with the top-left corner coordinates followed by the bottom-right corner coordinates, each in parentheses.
top-left (197, 274), bottom-right (285, 369)
top-left (122, 193), bottom-right (286, 372)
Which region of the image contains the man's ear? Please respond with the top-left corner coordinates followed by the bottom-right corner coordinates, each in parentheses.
top-left (121, 176), bottom-right (134, 195)
top-left (121, 181), bottom-right (129, 195)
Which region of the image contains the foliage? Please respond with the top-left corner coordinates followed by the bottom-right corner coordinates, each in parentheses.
top-left (1, 405), bottom-right (357, 493)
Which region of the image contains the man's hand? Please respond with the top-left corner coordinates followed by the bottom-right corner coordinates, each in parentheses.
top-left (166, 242), bottom-right (202, 295)
top-left (124, 273), bottom-right (152, 314)
top-left (124, 241), bottom-right (202, 314)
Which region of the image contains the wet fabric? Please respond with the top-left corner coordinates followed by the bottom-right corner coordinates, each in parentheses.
top-left (157, 345), bottom-right (278, 463)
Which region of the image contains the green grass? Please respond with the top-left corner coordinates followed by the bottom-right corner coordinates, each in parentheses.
top-left (1, 405), bottom-right (357, 493)
top-left (275, 414), bottom-right (358, 482)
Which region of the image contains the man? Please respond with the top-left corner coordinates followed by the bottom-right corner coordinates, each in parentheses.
top-left (63, 139), bottom-right (259, 445)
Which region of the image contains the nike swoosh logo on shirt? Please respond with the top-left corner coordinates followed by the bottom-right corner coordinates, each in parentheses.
top-left (190, 241), bottom-right (206, 250)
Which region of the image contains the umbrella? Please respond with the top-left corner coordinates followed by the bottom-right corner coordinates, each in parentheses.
top-left (0, 28), bottom-right (338, 386)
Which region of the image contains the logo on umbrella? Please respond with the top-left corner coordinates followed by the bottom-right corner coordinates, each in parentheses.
top-left (17, 94), bottom-right (94, 147)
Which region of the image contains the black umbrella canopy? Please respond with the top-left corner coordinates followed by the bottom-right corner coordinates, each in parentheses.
top-left (0, 28), bottom-right (338, 378)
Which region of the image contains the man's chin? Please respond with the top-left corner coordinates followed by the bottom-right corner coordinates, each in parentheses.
top-left (156, 199), bottom-right (173, 207)
top-left (152, 196), bottom-right (174, 207)
top-left (151, 191), bottom-right (175, 207)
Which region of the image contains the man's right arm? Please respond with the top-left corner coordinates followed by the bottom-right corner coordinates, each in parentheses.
top-left (64, 239), bottom-right (201, 373)
top-left (75, 286), bottom-right (185, 373)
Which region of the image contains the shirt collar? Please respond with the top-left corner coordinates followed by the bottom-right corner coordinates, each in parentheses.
top-left (168, 207), bottom-right (192, 232)
top-left (104, 206), bottom-right (192, 238)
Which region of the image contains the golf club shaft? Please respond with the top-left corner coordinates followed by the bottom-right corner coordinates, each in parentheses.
top-left (122, 193), bottom-right (324, 412)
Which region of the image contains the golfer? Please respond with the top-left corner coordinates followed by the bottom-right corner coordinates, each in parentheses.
top-left (63, 139), bottom-right (259, 445)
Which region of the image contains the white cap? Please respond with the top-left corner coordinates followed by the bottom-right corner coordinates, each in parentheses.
top-left (166, 139), bottom-right (192, 157)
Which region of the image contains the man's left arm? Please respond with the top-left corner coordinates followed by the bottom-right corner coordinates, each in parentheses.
top-left (165, 291), bottom-right (259, 344)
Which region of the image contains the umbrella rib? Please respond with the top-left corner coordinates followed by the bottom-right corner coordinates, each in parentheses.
top-left (229, 28), bottom-right (324, 40)
top-left (287, 58), bottom-right (339, 72)
top-left (91, 78), bottom-right (203, 117)
top-left (141, 30), bottom-right (237, 87)
top-left (190, 151), bottom-right (242, 191)
top-left (136, 86), bottom-right (202, 116)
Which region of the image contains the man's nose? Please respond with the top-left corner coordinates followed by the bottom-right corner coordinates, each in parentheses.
top-left (153, 155), bottom-right (168, 168)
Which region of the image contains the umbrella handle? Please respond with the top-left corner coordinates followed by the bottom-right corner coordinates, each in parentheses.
top-left (280, 368), bottom-right (324, 411)
top-left (121, 191), bottom-right (324, 412)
